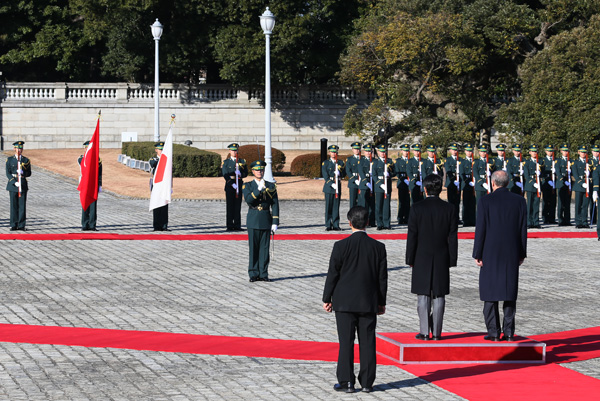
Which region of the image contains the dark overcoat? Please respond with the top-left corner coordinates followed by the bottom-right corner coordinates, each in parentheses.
top-left (472, 187), bottom-right (527, 301)
top-left (405, 196), bottom-right (458, 296)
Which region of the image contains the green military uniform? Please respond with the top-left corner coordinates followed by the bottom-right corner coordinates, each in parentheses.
top-left (407, 144), bottom-right (425, 204)
top-left (444, 143), bottom-right (462, 225)
top-left (149, 141), bottom-right (169, 231)
top-left (473, 144), bottom-right (493, 205)
top-left (422, 144), bottom-right (444, 178)
top-left (592, 156), bottom-right (599, 239)
top-left (372, 144), bottom-right (395, 230)
top-left (322, 145), bottom-right (346, 230)
top-left (572, 145), bottom-right (592, 228)
top-left (395, 144), bottom-right (410, 224)
top-left (357, 144), bottom-right (376, 227)
top-left (555, 144), bottom-right (573, 226)
top-left (540, 145), bottom-right (557, 224)
top-left (589, 144), bottom-right (599, 225)
top-left (523, 145), bottom-right (542, 228)
top-left (493, 144), bottom-right (508, 173)
top-left (6, 141), bottom-right (32, 230)
top-left (345, 142), bottom-right (362, 210)
top-left (506, 145), bottom-right (525, 196)
top-left (459, 144), bottom-right (477, 226)
top-left (78, 140), bottom-right (103, 231)
top-left (222, 143), bottom-right (248, 231)
top-left (243, 160), bottom-right (279, 282)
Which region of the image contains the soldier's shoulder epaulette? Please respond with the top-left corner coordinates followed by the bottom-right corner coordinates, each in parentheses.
top-left (242, 184), bottom-right (246, 190)
top-left (99, 158), bottom-right (102, 164)
top-left (239, 159), bottom-right (246, 164)
top-left (322, 161), bottom-right (325, 165)
top-left (220, 161), bottom-right (225, 167)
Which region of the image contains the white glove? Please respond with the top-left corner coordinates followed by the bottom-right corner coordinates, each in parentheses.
top-left (232, 183), bottom-right (238, 190)
top-left (548, 181), bottom-right (554, 189)
top-left (99, 186), bottom-right (102, 193)
top-left (331, 183), bottom-right (337, 189)
top-left (487, 170), bottom-right (491, 177)
top-left (271, 224), bottom-right (278, 232)
top-left (380, 184), bottom-right (386, 190)
top-left (258, 180), bottom-right (265, 191)
top-left (516, 182), bottom-right (523, 189)
top-left (403, 179), bottom-right (409, 185)
top-left (551, 167), bottom-right (556, 174)
top-left (235, 169), bottom-right (241, 177)
top-left (17, 169), bottom-right (23, 175)
top-left (454, 180), bottom-right (460, 187)
top-left (593, 191), bottom-right (598, 202)
top-left (502, 167), bottom-right (507, 172)
top-left (416, 180), bottom-right (422, 187)
top-left (14, 182), bottom-right (20, 188)
top-left (536, 170), bottom-right (541, 176)
top-left (483, 183), bottom-right (490, 191)
top-left (366, 182), bottom-right (373, 191)
top-left (566, 181), bottom-right (571, 188)
top-left (469, 181), bottom-right (474, 187)
top-left (533, 183), bottom-right (539, 189)
top-left (334, 169), bottom-right (340, 177)
top-left (582, 183), bottom-right (588, 189)
top-left (384, 171), bottom-right (390, 177)
top-left (354, 179), bottom-right (360, 186)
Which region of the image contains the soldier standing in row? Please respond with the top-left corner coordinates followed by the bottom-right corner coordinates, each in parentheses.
top-left (572, 145), bottom-right (592, 229)
top-left (395, 144), bottom-right (411, 224)
top-left (423, 145), bottom-right (444, 178)
top-left (222, 143), bottom-right (248, 231)
top-left (407, 144), bottom-right (424, 205)
top-left (149, 141), bottom-right (169, 231)
top-left (6, 141), bottom-right (32, 231)
top-left (78, 140), bottom-right (102, 231)
top-left (593, 160), bottom-right (599, 239)
top-left (523, 145), bottom-right (542, 228)
top-left (242, 160), bottom-right (279, 282)
top-left (459, 144), bottom-right (476, 226)
top-left (372, 145), bottom-right (395, 230)
top-left (590, 144), bottom-right (599, 224)
top-left (346, 142), bottom-right (362, 210)
top-left (358, 144), bottom-right (376, 227)
top-left (444, 142), bottom-right (462, 225)
top-left (322, 145), bottom-right (345, 231)
top-left (506, 145), bottom-right (525, 196)
top-left (494, 144), bottom-right (508, 172)
top-left (540, 145), bottom-right (557, 225)
top-left (555, 144), bottom-right (573, 226)
top-left (473, 144), bottom-right (492, 204)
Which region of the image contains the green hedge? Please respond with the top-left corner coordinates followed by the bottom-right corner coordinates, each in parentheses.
top-left (237, 144), bottom-right (286, 172)
top-left (290, 153), bottom-right (352, 178)
top-left (121, 142), bottom-right (221, 177)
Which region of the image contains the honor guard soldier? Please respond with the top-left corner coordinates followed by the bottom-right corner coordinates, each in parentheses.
top-left (407, 144), bottom-right (425, 204)
top-left (6, 141), bottom-right (32, 231)
top-left (242, 160), bottom-right (279, 282)
top-left (473, 144), bottom-right (493, 203)
top-left (395, 144), bottom-right (411, 224)
top-left (523, 145), bottom-right (542, 228)
top-left (459, 144), bottom-right (477, 226)
top-left (346, 142), bottom-right (362, 209)
top-left (149, 142), bottom-right (169, 231)
top-left (358, 144), bottom-right (376, 227)
top-left (444, 142), bottom-right (462, 225)
top-left (78, 141), bottom-right (102, 231)
top-left (322, 145), bottom-right (346, 231)
top-left (506, 144), bottom-right (525, 196)
top-left (423, 145), bottom-right (444, 177)
top-left (222, 143), bottom-right (248, 231)
top-left (572, 145), bottom-right (592, 228)
top-left (372, 144), bottom-right (395, 230)
top-left (555, 144), bottom-right (573, 225)
top-left (589, 144), bottom-right (599, 224)
top-left (540, 145), bottom-right (557, 224)
top-left (494, 144), bottom-right (508, 172)
top-left (592, 154), bottom-right (599, 239)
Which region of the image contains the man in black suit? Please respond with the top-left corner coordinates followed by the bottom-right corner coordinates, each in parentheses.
top-left (406, 174), bottom-right (458, 341)
top-left (322, 206), bottom-right (388, 393)
top-left (473, 170), bottom-right (527, 341)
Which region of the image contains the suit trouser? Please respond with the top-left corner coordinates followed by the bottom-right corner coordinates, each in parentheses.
top-left (348, 187), bottom-right (359, 210)
top-left (483, 301), bottom-right (516, 337)
top-left (574, 191), bottom-right (589, 226)
top-left (358, 189), bottom-right (376, 227)
top-left (557, 186), bottom-right (571, 225)
top-left (446, 184), bottom-right (461, 224)
top-left (335, 311), bottom-right (377, 388)
top-left (410, 186), bottom-right (424, 205)
top-left (374, 191), bottom-right (391, 228)
top-left (397, 184), bottom-right (410, 224)
top-left (9, 191), bottom-right (27, 229)
top-left (225, 185), bottom-right (243, 229)
top-left (461, 187), bottom-right (476, 226)
top-left (475, 190), bottom-right (487, 207)
top-left (82, 200), bottom-right (97, 229)
top-left (541, 185), bottom-right (557, 223)
top-left (526, 191), bottom-right (541, 226)
top-left (324, 193), bottom-right (341, 229)
top-left (153, 205), bottom-right (169, 230)
top-left (417, 294), bottom-right (445, 337)
top-left (248, 228), bottom-right (270, 279)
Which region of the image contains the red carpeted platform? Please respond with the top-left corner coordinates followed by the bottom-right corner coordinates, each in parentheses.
top-left (377, 332), bottom-right (545, 364)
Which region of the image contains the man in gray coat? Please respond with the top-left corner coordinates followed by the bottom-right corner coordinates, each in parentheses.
top-left (473, 170), bottom-right (527, 341)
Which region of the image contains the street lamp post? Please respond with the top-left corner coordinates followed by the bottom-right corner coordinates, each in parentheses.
top-left (151, 19), bottom-right (164, 142)
top-left (260, 7), bottom-right (275, 182)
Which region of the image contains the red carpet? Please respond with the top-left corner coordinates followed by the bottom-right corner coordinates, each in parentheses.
top-left (0, 231), bottom-right (596, 241)
top-left (530, 327), bottom-right (600, 363)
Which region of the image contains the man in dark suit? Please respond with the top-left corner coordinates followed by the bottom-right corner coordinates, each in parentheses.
top-left (473, 170), bottom-right (527, 341)
top-left (406, 174), bottom-right (458, 341)
top-left (322, 206), bottom-right (387, 393)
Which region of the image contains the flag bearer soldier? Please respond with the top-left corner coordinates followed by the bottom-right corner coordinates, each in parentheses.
top-left (494, 144), bottom-right (508, 172)
top-left (523, 145), bottom-right (542, 228)
top-left (6, 141), bottom-right (31, 231)
top-left (243, 161), bottom-right (279, 282)
top-left (473, 144), bottom-right (493, 204)
top-left (358, 144), bottom-right (376, 227)
top-left (423, 145), bottom-right (444, 177)
top-left (222, 143), bottom-right (248, 231)
top-left (149, 142), bottom-right (169, 231)
top-left (372, 144), bottom-right (395, 230)
top-left (506, 144), bottom-right (525, 196)
top-left (322, 145), bottom-right (346, 231)
top-left (572, 145), bottom-right (592, 228)
top-left (395, 144), bottom-right (411, 224)
top-left (540, 145), bottom-right (557, 224)
top-left (407, 144), bottom-right (425, 204)
top-left (459, 144), bottom-right (477, 226)
top-left (589, 144), bottom-right (599, 224)
top-left (444, 142), bottom-right (462, 225)
top-left (555, 144), bottom-right (573, 226)
top-left (78, 141), bottom-right (102, 231)
top-left (346, 142), bottom-right (362, 210)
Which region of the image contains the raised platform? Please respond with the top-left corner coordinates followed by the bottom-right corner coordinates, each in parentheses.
top-left (376, 332), bottom-right (546, 364)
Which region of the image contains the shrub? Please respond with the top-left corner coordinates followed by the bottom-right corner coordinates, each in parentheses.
top-left (237, 144), bottom-right (286, 172)
top-left (122, 142), bottom-right (221, 177)
top-left (290, 153), bottom-right (354, 178)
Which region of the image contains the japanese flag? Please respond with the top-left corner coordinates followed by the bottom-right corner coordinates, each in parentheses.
top-left (77, 117), bottom-right (100, 211)
top-left (149, 126), bottom-right (173, 211)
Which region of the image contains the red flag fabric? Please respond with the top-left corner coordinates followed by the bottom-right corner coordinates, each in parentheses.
top-left (77, 118), bottom-right (100, 211)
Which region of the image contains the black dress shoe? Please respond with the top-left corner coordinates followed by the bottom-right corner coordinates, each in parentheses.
top-left (504, 336), bottom-right (516, 342)
top-left (325, 227), bottom-right (332, 231)
top-left (81, 228), bottom-right (89, 231)
top-left (333, 227), bottom-right (341, 231)
top-left (226, 228), bottom-right (234, 232)
top-left (249, 277), bottom-right (258, 282)
top-left (258, 278), bottom-right (272, 282)
top-left (10, 227), bottom-right (17, 231)
top-left (415, 333), bottom-right (429, 341)
top-left (532, 225), bottom-right (542, 229)
top-left (333, 383), bottom-right (355, 393)
top-left (576, 224), bottom-right (583, 228)
top-left (19, 227), bottom-right (27, 231)
top-left (582, 224), bottom-right (590, 229)
top-left (89, 228), bottom-right (98, 231)
top-left (377, 227), bottom-right (383, 230)
top-left (431, 335), bottom-right (442, 341)
top-left (362, 387), bottom-right (373, 393)
top-left (162, 228), bottom-right (171, 231)
top-left (235, 228), bottom-right (245, 231)
top-left (484, 335), bottom-right (501, 342)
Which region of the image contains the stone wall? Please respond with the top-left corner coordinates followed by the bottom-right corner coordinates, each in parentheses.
top-left (0, 82), bottom-right (373, 151)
